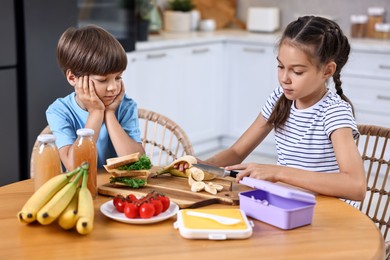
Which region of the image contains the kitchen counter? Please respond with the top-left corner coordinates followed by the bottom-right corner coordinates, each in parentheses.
top-left (135, 29), bottom-right (390, 53)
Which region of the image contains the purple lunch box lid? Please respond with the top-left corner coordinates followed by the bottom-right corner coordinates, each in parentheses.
top-left (239, 177), bottom-right (316, 204)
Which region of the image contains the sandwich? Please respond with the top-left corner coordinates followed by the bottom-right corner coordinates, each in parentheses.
top-left (104, 152), bottom-right (152, 188)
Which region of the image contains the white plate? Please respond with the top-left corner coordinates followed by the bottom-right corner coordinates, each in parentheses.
top-left (100, 200), bottom-right (179, 224)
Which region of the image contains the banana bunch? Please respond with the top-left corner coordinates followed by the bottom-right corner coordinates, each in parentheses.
top-left (156, 155), bottom-right (215, 180)
top-left (17, 162), bottom-right (94, 235)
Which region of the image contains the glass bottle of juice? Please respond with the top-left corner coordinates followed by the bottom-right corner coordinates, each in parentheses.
top-left (33, 134), bottom-right (62, 191)
top-left (72, 128), bottom-right (97, 198)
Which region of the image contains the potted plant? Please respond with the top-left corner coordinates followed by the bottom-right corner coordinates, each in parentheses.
top-left (164, 0), bottom-right (195, 33)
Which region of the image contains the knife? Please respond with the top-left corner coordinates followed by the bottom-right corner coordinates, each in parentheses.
top-left (192, 163), bottom-right (239, 178)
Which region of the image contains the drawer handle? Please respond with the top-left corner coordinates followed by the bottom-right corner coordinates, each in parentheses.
top-left (378, 65), bottom-right (390, 70)
top-left (192, 48), bottom-right (209, 54)
top-left (146, 53), bottom-right (167, 59)
top-left (243, 47), bottom-right (266, 53)
top-left (377, 95), bottom-right (390, 101)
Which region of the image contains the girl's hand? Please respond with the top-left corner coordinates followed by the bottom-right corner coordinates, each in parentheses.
top-left (225, 163), bottom-right (281, 183)
top-left (105, 80), bottom-right (125, 112)
top-left (75, 75), bottom-right (105, 112)
top-left (173, 162), bottom-right (189, 172)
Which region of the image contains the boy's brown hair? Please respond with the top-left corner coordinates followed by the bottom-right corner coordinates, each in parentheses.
top-left (57, 24), bottom-right (127, 77)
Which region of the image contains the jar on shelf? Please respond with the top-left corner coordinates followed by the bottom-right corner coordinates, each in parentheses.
top-left (350, 15), bottom-right (368, 38)
top-left (32, 134), bottom-right (62, 191)
top-left (367, 7), bottom-right (385, 38)
top-left (375, 23), bottom-right (390, 39)
top-left (72, 128), bottom-right (97, 198)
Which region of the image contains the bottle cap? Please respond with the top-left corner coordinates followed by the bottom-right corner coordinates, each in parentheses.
top-left (76, 128), bottom-right (95, 136)
top-left (350, 15), bottom-right (368, 23)
top-left (37, 134), bottom-right (56, 143)
top-left (368, 7), bottom-right (385, 16)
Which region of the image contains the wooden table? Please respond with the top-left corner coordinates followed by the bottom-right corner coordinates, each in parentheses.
top-left (1, 173), bottom-right (384, 259)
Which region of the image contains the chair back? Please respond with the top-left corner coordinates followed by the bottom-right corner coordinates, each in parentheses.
top-left (138, 108), bottom-right (194, 166)
top-left (356, 124), bottom-right (390, 241)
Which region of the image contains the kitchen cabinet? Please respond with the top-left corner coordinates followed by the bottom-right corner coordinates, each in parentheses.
top-left (343, 50), bottom-right (390, 127)
top-left (122, 43), bottom-right (224, 154)
top-left (223, 42), bottom-right (278, 156)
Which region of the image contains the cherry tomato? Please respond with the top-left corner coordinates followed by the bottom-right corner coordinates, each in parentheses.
top-left (113, 194), bottom-right (125, 208)
top-left (115, 199), bottom-right (126, 213)
top-left (150, 198), bottom-right (163, 216)
top-left (139, 202), bottom-right (155, 219)
top-left (126, 194), bottom-right (137, 203)
top-left (124, 202), bottom-right (139, 219)
top-left (158, 195), bottom-right (170, 212)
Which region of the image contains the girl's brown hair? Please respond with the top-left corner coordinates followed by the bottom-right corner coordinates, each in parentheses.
top-left (268, 16), bottom-right (353, 129)
top-left (57, 25), bottom-right (127, 77)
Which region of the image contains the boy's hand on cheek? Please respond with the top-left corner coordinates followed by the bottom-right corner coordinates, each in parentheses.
top-left (105, 80), bottom-right (125, 112)
top-left (76, 75), bottom-right (105, 112)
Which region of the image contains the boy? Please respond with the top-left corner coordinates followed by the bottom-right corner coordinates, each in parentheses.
top-left (46, 25), bottom-right (145, 171)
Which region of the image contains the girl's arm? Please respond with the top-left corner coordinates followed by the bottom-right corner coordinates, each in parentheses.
top-left (228, 127), bottom-right (367, 201)
top-left (205, 113), bottom-right (273, 166)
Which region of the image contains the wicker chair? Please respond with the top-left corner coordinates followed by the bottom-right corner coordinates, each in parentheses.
top-left (137, 108), bottom-right (194, 166)
top-left (356, 124), bottom-right (390, 258)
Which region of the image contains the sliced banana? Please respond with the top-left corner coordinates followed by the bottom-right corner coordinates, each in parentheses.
top-left (188, 167), bottom-right (205, 181)
top-left (191, 181), bottom-right (206, 192)
top-left (208, 182), bottom-right (224, 191)
top-left (204, 183), bottom-right (218, 195)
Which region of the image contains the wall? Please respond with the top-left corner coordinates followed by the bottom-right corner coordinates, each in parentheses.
top-left (158, 0), bottom-right (390, 35)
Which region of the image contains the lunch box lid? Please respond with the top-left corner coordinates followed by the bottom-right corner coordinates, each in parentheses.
top-left (173, 209), bottom-right (254, 240)
top-left (239, 177), bottom-right (316, 204)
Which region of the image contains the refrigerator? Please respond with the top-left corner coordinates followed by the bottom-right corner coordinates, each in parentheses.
top-left (0, 0), bottom-right (136, 186)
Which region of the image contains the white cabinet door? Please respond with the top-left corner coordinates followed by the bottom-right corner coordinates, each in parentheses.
top-left (123, 44), bottom-right (224, 154)
top-left (176, 43), bottom-right (224, 152)
top-left (122, 49), bottom-right (180, 121)
top-left (224, 43), bottom-right (278, 156)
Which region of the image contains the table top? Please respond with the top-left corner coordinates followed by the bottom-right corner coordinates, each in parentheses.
top-left (1, 173), bottom-right (384, 259)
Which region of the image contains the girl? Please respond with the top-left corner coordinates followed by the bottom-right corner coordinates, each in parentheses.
top-left (179, 16), bottom-right (367, 202)
top-left (46, 25), bottom-right (145, 171)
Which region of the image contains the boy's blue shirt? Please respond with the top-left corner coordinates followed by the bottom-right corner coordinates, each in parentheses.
top-left (46, 92), bottom-right (141, 168)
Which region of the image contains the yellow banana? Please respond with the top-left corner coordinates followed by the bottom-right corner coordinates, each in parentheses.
top-left (58, 187), bottom-right (80, 230)
top-left (17, 167), bottom-right (81, 224)
top-left (76, 169), bottom-right (94, 235)
top-left (36, 168), bottom-right (84, 225)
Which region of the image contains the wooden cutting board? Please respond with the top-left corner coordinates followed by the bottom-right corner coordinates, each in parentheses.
top-left (98, 174), bottom-right (249, 209)
top-left (193, 0), bottom-right (245, 29)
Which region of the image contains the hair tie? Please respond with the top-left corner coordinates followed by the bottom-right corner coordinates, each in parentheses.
top-left (337, 89), bottom-right (343, 95)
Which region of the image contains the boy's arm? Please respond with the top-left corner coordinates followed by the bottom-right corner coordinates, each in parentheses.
top-left (105, 110), bottom-right (145, 156)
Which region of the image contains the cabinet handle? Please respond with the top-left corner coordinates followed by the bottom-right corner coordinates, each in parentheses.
top-left (377, 95), bottom-right (390, 101)
top-left (378, 64), bottom-right (390, 70)
top-left (192, 48), bottom-right (209, 54)
top-left (146, 53), bottom-right (167, 59)
top-left (243, 47), bottom-right (266, 53)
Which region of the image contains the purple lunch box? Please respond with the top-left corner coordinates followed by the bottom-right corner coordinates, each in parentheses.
top-left (239, 177), bottom-right (316, 230)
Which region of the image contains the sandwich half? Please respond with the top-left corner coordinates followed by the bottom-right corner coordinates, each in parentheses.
top-left (104, 152), bottom-right (152, 188)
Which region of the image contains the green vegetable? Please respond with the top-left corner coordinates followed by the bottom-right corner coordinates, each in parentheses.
top-left (117, 155), bottom-right (152, 171)
top-left (109, 177), bottom-right (146, 188)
